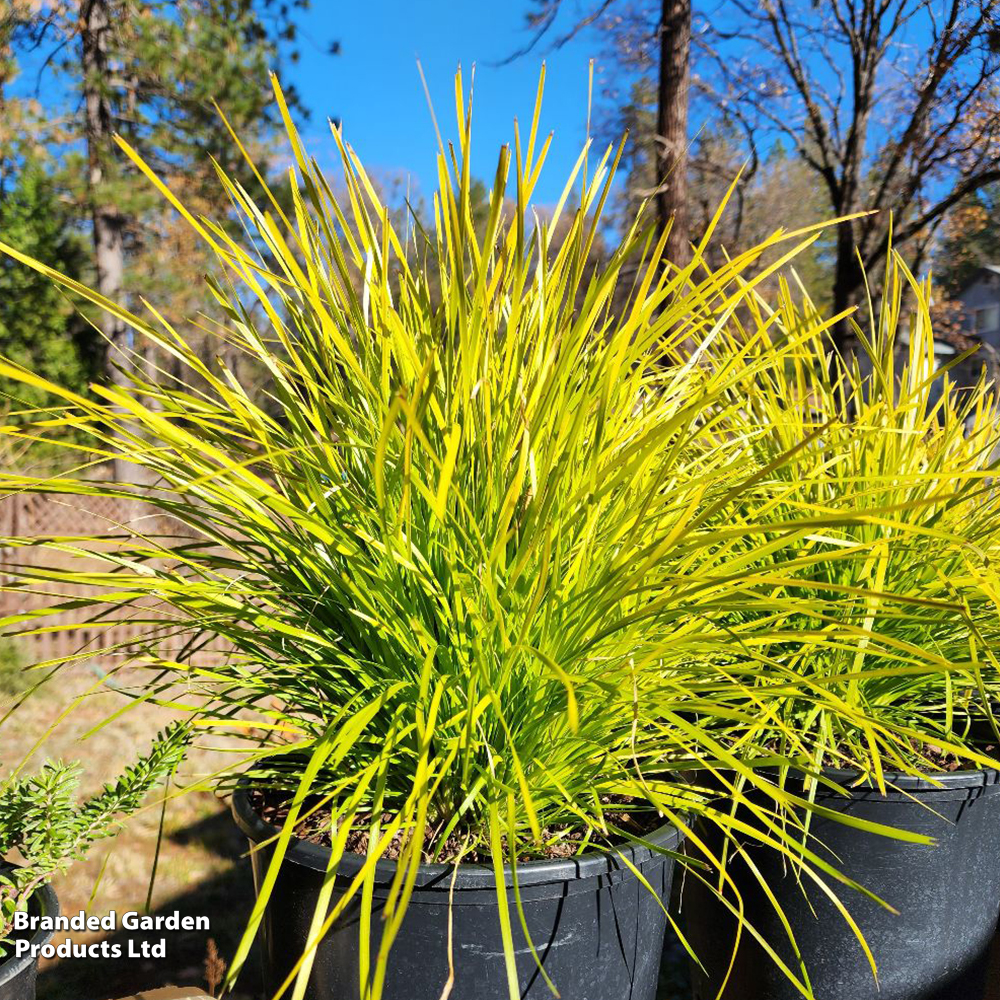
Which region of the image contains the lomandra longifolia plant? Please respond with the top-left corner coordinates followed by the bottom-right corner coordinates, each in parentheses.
top-left (688, 255), bottom-right (1000, 785)
top-left (0, 71), bottom-right (925, 998)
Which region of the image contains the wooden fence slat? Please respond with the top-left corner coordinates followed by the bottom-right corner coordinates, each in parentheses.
top-left (0, 494), bottom-right (231, 666)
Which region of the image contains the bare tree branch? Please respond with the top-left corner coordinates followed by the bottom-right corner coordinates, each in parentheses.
top-left (698, 0), bottom-right (1000, 349)
top-left (494, 0), bottom-right (617, 65)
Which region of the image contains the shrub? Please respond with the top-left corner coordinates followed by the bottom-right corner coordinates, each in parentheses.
top-left (0, 723), bottom-right (190, 957)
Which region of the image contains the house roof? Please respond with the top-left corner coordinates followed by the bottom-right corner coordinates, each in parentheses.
top-left (958, 264), bottom-right (1000, 292)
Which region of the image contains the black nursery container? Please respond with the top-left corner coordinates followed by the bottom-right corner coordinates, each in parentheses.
top-left (0, 883), bottom-right (59, 1000)
top-left (232, 789), bottom-right (682, 1000)
top-left (681, 766), bottom-right (1000, 1000)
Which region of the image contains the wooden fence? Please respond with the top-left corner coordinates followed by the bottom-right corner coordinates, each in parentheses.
top-left (0, 492), bottom-right (229, 668)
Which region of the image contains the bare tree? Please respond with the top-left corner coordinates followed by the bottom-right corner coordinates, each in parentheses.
top-left (701, 0), bottom-right (1000, 351)
top-left (508, 0), bottom-right (693, 263)
top-left (655, 0), bottom-right (691, 265)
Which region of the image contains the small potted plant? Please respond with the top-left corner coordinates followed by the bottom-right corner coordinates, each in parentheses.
top-left (0, 724), bottom-right (188, 1000)
top-left (0, 74), bottom-right (921, 999)
top-left (680, 256), bottom-right (1000, 1000)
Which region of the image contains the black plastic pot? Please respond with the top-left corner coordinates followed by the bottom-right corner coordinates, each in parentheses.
top-left (680, 766), bottom-right (1000, 1000)
top-left (0, 883), bottom-right (59, 1000)
top-left (232, 788), bottom-right (682, 1000)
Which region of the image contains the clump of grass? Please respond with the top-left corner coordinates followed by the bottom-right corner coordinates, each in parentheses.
top-left (689, 255), bottom-right (1000, 782)
top-left (0, 70), bottom-right (940, 999)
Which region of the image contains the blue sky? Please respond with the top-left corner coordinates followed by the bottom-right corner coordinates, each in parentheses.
top-left (288, 1), bottom-right (609, 206)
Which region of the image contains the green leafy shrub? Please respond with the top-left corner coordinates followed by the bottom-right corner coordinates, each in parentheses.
top-left (0, 723), bottom-right (190, 957)
top-left (0, 638), bottom-right (28, 697)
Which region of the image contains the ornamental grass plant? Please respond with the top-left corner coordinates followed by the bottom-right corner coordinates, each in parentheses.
top-left (689, 255), bottom-right (1000, 783)
top-left (0, 72), bottom-right (946, 998)
top-left (669, 258), bottom-right (1000, 1000)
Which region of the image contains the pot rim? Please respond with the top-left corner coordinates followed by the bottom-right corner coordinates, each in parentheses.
top-left (0, 881), bottom-right (59, 988)
top-left (231, 784), bottom-right (684, 890)
top-left (818, 764), bottom-right (1000, 792)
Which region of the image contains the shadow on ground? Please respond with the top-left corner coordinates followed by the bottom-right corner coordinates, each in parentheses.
top-left (37, 810), bottom-right (262, 1000)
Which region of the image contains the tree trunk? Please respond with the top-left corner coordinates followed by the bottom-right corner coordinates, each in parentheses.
top-left (80, 0), bottom-right (129, 479)
top-left (656, 0), bottom-right (691, 267)
top-left (831, 225), bottom-right (862, 357)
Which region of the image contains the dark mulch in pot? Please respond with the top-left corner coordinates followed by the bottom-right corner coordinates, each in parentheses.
top-left (903, 738), bottom-right (999, 772)
top-left (249, 788), bottom-right (665, 864)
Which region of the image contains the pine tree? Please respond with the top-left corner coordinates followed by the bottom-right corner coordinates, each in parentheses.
top-left (6, 0), bottom-right (315, 377)
top-left (0, 164), bottom-right (97, 422)
top-left (2, 2), bottom-right (326, 473)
